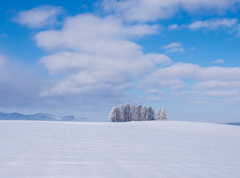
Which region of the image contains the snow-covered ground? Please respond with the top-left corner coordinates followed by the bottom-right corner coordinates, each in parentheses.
top-left (0, 121), bottom-right (240, 178)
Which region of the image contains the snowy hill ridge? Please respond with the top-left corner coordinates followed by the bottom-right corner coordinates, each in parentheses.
top-left (0, 111), bottom-right (90, 121)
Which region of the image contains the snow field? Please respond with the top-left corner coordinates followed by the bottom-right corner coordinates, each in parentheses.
top-left (0, 121), bottom-right (240, 178)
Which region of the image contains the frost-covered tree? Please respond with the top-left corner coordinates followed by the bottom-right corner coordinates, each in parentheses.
top-left (108, 106), bottom-right (116, 122)
top-left (141, 106), bottom-right (147, 121)
top-left (146, 106), bottom-right (154, 120)
top-left (115, 106), bottom-right (121, 122)
top-left (123, 104), bottom-right (127, 122)
top-left (135, 105), bottom-right (142, 121)
top-left (118, 104), bottom-right (124, 122)
top-left (157, 108), bottom-right (161, 120)
top-left (151, 110), bottom-right (155, 120)
top-left (124, 103), bottom-right (130, 122)
top-left (160, 107), bottom-right (167, 121)
top-left (109, 104), bottom-right (158, 122)
top-left (129, 104), bottom-right (135, 121)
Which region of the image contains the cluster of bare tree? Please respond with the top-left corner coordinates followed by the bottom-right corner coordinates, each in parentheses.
top-left (108, 104), bottom-right (167, 122)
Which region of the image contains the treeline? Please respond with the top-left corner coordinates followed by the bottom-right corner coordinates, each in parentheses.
top-left (108, 104), bottom-right (167, 122)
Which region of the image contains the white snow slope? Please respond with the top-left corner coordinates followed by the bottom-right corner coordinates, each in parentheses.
top-left (0, 121), bottom-right (240, 178)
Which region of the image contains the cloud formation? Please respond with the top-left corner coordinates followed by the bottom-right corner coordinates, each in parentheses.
top-left (102, 0), bottom-right (240, 22)
top-left (162, 42), bottom-right (184, 53)
top-left (168, 24), bottom-right (179, 30)
top-left (13, 4), bottom-right (240, 108)
top-left (144, 62), bottom-right (240, 83)
top-left (193, 80), bottom-right (240, 90)
top-left (142, 62), bottom-right (240, 100)
top-left (168, 18), bottom-right (238, 34)
top-left (188, 18), bottom-right (237, 30)
top-left (212, 59), bottom-right (224, 64)
top-left (35, 14), bottom-right (171, 97)
top-left (142, 96), bottom-right (166, 102)
top-left (176, 90), bottom-right (240, 98)
top-left (13, 5), bottom-right (62, 28)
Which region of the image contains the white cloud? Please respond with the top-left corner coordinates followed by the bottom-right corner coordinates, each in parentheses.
top-left (193, 80), bottom-right (240, 90)
top-left (188, 18), bottom-right (237, 30)
top-left (176, 90), bottom-right (240, 97)
top-left (36, 14), bottom-right (159, 51)
top-left (141, 62), bottom-right (240, 104)
top-left (14, 5), bottom-right (62, 28)
top-left (163, 42), bottom-right (181, 49)
top-left (142, 62), bottom-right (240, 92)
top-left (168, 24), bottom-right (179, 30)
top-left (40, 71), bottom-right (133, 97)
top-left (145, 63), bottom-right (240, 81)
top-left (143, 89), bottom-right (167, 102)
top-left (167, 18), bottom-right (239, 36)
top-left (212, 59), bottom-right (224, 64)
top-left (142, 77), bottom-right (185, 91)
top-left (39, 51), bottom-right (157, 97)
top-left (102, 0), bottom-right (240, 22)
top-left (27, 4), bottom-right (240, 107)
top-left (162, 42), bottom-right (184, 53)
top-left (188, 97), bottom-right (240, 105)
top-left (146, 89), bottom-right (167, 95)
top-left (142, 96), bottom-right (166, 102)
top-left (36, 14), bottom-right (171, 97)
top-left (173, 89), bottom-right (240, 106)
top-left (145, 54), bottom-right (172, 65)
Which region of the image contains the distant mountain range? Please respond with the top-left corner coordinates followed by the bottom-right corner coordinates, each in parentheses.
top-left (0, 112), bottom-right (90, 122)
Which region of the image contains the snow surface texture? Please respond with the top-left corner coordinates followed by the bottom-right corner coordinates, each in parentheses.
top-left (0, 121), bottom-right (240, 178)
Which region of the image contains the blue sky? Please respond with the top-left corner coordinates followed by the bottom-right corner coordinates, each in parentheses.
top-left (1, 0), bottom-right (240, 122)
